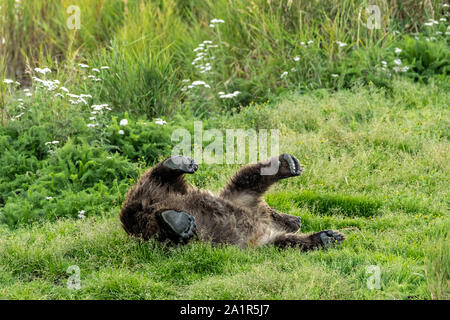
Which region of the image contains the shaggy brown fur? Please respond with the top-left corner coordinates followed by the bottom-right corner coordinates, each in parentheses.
top-left (120, 154), bottom-right (345, 251)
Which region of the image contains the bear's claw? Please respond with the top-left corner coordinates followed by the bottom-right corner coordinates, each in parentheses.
top-left (319, 230), bottom-right (345, 248)
top-left (278, 153), bottom-right (303, 177)
top-left (161, 210), bottom-right (196, 241)
top-left (282, 154), bottom-right (302, 176)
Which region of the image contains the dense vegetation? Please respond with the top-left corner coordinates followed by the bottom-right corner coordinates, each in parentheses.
top-left (0, 0), bottom-right (448, 299)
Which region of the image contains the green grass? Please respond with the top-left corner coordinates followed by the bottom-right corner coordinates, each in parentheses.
top-left (0, 80), bottom-right (448, 299)
top-left (0, 0), bottom-right (448, 300)
top-left (1, 0), bottom-right (449, 116)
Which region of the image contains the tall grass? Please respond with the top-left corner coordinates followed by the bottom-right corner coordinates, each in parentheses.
top-left (1, 0), bottom-right (448, 116)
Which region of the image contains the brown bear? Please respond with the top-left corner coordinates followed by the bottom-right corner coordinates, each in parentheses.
top-left (120, 154), bottom-right (344, 251)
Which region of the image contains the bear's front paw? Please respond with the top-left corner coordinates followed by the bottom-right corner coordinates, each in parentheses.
top-left (163, 156), bottom-right (198, 174)
top-left (278, 154), bottom-right (303, 177)
top-left (161, 210), bottom-right (196, 242)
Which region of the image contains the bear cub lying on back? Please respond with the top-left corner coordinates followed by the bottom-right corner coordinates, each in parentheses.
top-left (120, 154), bottom-right (344, 251)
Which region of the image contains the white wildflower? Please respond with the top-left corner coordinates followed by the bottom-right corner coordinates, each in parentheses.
top-left (430, 19), bottom-right (438, 25)
top-left (210, 18), bottom-right (224, 24)
top-left (78, 63), bottom-right (89, 68)
top-left (120, 119), bottom-right (128, 126)
top-left (155, 118), bottom-right (167, 125)
top-left (394, 59), bottom-right (402, 65)
top-left (395, 48), bottom-right (402, 54)
top-left (293, 56), bottom-right (300, 61)
top-left (219, 91), bottom-right (241, 99)
top-left (34, 67), bottom-right (51, 75)
top-left (91, 104), bottom-right (108, 111)
top-left (191, 80), bottom-right (210, 88)
top-left (3, 79), bottom-right (14, 84)
top-left (393, 66), bottom-right (409, 73)
top-left (336, 41), bottom-right (347, 47)
top-left (118, 130), bottom-right (125, 135)
top-left (280, 71), bottom-right (288, 79)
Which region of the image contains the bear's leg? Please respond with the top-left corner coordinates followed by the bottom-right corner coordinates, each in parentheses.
top-left (268, 207), bottom-right (302, 233)
top-left (148, 155), bottom-right (198, 193)
top-left (271, 230), bottom-right (345, 251)
top-left (220, 154), bottom-right (303, 230)
top-left (220, 154), bottom-right (302, 203)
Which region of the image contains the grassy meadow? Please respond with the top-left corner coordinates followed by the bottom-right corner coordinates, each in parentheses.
top-left (0, 0), bottom-right (449, 299)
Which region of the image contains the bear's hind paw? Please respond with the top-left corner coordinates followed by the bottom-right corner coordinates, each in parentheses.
top-left (318, 230), bottom-right (345, 248)
top-left (161, 210), bottom-right (196, 241)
